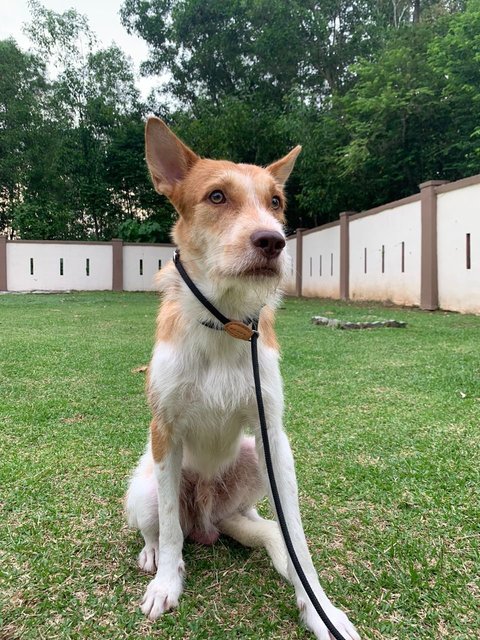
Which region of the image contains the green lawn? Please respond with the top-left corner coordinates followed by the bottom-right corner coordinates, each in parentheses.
top-left (1, 292), bottom-right (479, 640)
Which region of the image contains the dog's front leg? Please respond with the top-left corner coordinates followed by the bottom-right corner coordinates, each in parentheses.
top-left (140, 418), bottom-right (184, 620)
top-left (256, 393), bottom-right (360, 640)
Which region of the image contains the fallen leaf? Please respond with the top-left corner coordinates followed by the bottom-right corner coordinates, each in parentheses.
top-left (132, 365), bottom-right (148, 374)
top-left (61, 414), bottom-right (84, 424)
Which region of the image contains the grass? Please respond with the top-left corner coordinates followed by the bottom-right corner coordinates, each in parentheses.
top-left (0, 292), bottom-right (479, 640)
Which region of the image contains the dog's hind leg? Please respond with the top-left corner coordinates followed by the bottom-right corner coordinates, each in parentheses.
top-left (218, 512), bottom-right (289, 581)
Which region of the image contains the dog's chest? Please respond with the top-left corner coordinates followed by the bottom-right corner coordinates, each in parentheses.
top-left (149, 336), bottom-right (258, 426)
top-left (149, 327), bottom-right (281, 476)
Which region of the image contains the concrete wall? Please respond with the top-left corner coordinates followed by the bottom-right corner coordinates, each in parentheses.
top-left (123, 244), bottom-right (174, 291)
top-left (6, 241), bottom-right (113, 291)
top-left (283, 236), bottom-right (297, 295)
top-left (301, 223), bottom-right (340, 298)
top-left (349, 199), bottom-right (421, 306)
top-left (282, 173), bottom-right (480, 314)
top-left (437, 181), bottom-right (480, 314)
top-left (2, 240), bottom-right (174, 292)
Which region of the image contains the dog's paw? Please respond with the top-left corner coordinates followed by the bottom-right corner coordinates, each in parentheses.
top-left (140, 565), bottom-right (185, 620)
top-left (138, 544), bottom-right (158, 574)
top-left (298, 597), bottom-right (360, 640)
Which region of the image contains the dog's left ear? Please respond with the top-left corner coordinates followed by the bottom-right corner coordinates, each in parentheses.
top-left (267, 145), bottom-right (302, 186)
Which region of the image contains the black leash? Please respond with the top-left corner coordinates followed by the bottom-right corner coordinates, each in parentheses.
top-left (174, 251), bottom-right (230, 326)
top-left (173, 250), bottom-right (348, 640)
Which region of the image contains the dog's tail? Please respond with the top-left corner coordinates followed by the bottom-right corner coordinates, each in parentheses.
top-left (218, 511), bottom-right (289, 581)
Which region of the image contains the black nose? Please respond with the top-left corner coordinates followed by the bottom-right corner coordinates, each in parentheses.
top-left (250, 230), bottom-right (286, 259)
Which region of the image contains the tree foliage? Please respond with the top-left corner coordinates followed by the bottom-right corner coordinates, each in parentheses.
top-left (1, 0), bottom-right (479, 238)
top-left (0, 2), bottom-right (167, 241)
top-left (121, 0), bottom-right (480, 226)
top-left (0, 39), bottom-right (46, 233)
top-left (121, 0), bottom-right (377, 104)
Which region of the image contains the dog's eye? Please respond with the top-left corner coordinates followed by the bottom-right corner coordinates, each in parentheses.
top-left (209, 190), bottom-right (226, 205)
top-left (271, 196), bottom-right (281, 210)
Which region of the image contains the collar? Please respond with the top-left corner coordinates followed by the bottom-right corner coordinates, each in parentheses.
top-left (173, 250), bottom-right (261, 341)
top-left (200, 317), bottom-right (259, 331)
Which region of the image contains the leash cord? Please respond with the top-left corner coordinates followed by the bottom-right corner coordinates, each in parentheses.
top-left (173, 250), bottom-right (230, 325)
top-left (250, 329), bottom-right (347, 640)
top-left (173, 252), bottom-right (347, 639)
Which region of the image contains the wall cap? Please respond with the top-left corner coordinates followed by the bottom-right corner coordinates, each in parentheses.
top-left (419, 180), bottom-right (449, 190)
top-left (123, 242), bottom-right (174, 248)
top-left (302, 220), bottom-right (340, 236)
top-left (349, 193), bottom-right (421, 222)
top-left (6, 239), bottom-right (113, 245)
top-left (5, 239), bottom-right (175, 247)
top-left (435, 173), bottom-right (480, 194)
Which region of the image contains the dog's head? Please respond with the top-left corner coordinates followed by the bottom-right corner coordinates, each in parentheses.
top-left (145, 117), bottom-right (300, 292)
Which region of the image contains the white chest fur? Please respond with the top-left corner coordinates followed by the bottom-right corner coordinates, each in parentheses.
top-left (148, 326), bottom-right (282, 477)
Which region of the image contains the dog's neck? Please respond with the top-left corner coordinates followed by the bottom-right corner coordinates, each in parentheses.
top-left (172, 251), bottom-right (280, 324)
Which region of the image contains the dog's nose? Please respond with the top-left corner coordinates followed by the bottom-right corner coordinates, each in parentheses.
top-left (250, 230), bottom-right (286, 259)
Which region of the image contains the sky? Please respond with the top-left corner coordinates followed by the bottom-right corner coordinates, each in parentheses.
top-left (0, 0), bottom-right (157, 99)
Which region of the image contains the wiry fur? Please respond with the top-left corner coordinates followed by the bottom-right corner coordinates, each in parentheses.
top-left (124, 117), bottom-right (360, 640)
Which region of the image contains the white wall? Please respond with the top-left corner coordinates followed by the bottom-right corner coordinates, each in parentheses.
top-left (349, 201), bottom-right (422, 306)
top-left (437, 183), bottom-right (480, 314)
top-left (283, 236), bottom-right (297, 294)
top-left (123, 244), bottom-right (173, 291)
top-left (301, 224), bottom-right (340, 298)
top-left (6, 242), bottom-right (112, 291)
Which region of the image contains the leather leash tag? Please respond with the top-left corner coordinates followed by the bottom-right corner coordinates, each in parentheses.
top-left (224, 321), bottom-right (254, 341)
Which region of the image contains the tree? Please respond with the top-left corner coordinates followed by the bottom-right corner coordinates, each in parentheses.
top-left (1, 2), bottom-right (167, 241)
top-left (121, 0), bottom-right (379, 105)
top-left (0, 39), bottom-right (47, 236)
top-left (427, 0), bottom-right (480, 176)
top-left (120, 0), bottom-right (472, 228)
top-left (23, 2), bottom-right (146, 239)
top-left (279, 1), bottom-right (477, 222)
top-left (106, 116), bottom-right (176, 242)
top-left (2, 0), bottom-right (477, 240)
top-left (334, 25), bottom-right (445, 208)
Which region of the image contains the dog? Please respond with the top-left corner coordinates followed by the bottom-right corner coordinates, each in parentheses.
top-left (125, 117), bottom-right (359, 640)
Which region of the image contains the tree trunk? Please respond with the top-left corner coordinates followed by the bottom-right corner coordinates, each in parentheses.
top-left (413, 0), bottom-right (421, 23)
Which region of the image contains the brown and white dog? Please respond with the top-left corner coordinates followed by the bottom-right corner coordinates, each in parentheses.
top-left (125, 118), bottom-right (359, 640)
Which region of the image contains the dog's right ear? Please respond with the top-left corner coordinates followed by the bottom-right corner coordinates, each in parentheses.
top-left (145, 117), bottom-right (199, 197)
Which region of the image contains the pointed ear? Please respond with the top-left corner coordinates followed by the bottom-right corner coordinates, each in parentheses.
top-left (267, 145), bottom-right (302, 186)
top-left (145, 117), bottom-right (199, 196)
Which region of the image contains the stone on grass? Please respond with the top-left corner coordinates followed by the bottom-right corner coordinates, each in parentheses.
top-left (311, 316), bottom-right (407, 330)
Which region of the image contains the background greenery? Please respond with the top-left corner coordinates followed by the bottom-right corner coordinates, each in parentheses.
top-left (1, 293), bottom-right (479, 639)
top-left (1, 0), bottom-right (480, 240)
